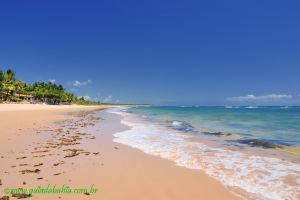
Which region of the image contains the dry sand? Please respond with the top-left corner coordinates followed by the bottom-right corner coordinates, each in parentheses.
top-left (0, 104), bottom-right (240, 200)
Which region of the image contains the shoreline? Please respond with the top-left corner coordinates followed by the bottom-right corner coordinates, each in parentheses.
top-left (0, 104), bottom-right (240, 199)
top-left (92, 110), bottom-right (241, 200)
top-left (110, 106), bottom-right (300, 200)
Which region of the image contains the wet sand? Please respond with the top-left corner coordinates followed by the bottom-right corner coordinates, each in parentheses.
top-left (0, 104), bottom-right (240, 200)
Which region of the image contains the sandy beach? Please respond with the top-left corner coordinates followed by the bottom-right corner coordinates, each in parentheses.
top-left (0, 104), bottom-right (240, 200)
top-left (2, 1), bottom-right (299, 199)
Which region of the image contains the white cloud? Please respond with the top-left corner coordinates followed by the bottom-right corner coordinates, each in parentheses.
top-left (72, 80), bottom-right (92, 87)
top-left (227, 94), bottom-right (293, 102)
top-left (49, 79), bottom-right (56, 83)
top-left (78, 95), bottom-right (91, 100)
top-left (103, 95), bottom-right (113, 103)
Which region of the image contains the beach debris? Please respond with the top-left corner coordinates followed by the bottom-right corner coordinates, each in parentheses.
top-left (82, 152), bottom-right (90, 156)
top-left (53, 173), bottom-right (62, 176)
top-left (92, 152), bottom-right (99, 155)
top-left (53, 161), bottom-right (65, 166)
top-left (20, 169), bottom-right (40, 174)
top-left (57, 135), bottom-right (82, 146)
top-left (11, 165), bottom-right (16, 168)
top-left (12, 193), bottom-right (32, 199)
top-left (0, 196), bottom-right (9, 200)
top-left (64, 149), bottom-right (82, 158)
top-left (32, 155), bottom-right (46, 158)
top-left (83, 192), bottom-right (90, 195)
top-left (33, 163), bottom-right (43, 167)
top-left (53, 163), bottom-right (60, 166)
top-left (19, 164), bottom-right (29, 166)
top-left (114, 147), bottom-right (119, 150)
top-left (16, 156), bottom-right (27, 160)
top-left (22, 182), bottom-right (26, 185)
top-left (76, 132), bottom-right (88, 136)
top-left (0, 179), bottom-right (2, 185)
top-left (31, 150), bottom-right (49, 154)
top-left (37, 177), bottom-right (43, 180)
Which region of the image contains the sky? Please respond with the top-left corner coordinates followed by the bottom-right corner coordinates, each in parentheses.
top-left (0, 0), bottom-right (299, 105)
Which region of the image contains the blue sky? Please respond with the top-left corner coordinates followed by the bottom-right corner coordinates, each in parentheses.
top-left (0, 0), bottom-right (299, 105)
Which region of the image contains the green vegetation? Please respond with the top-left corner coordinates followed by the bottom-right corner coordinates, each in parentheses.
top-left (0, 69), bottom-right (100, 105)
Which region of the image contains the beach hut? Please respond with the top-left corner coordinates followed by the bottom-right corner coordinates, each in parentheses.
top-left (15, 93), bottom-right (34, 102)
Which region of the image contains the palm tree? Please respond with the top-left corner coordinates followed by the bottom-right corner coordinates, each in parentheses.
top-left (0, 69), bottom-right (100, 105)
top-left (0, 70), bottom-right (5, 100)
top-left (1, 69), bottom-right (17, 101)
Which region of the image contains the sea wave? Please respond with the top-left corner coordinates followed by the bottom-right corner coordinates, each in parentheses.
top-left (166, 120), bottom-right (197, 133)
top-left (108, 107), bottom-right (300, 200)
top-left (280, 106), bottom-right (290, 109)
top-left (225, 106), bottom-right (240, 109)
top-left (245, 106), bottom-right (259, 109)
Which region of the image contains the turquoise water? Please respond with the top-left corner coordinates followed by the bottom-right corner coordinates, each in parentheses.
top-left (109, 106), bottom-right (300, 200)
top-left (129, 106), bottom-right (300, 147)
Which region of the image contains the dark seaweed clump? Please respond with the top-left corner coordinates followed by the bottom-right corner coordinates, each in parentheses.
top-left (235, 139), bottom-right (283, 149)
top-left (202, 131), bottom-right (232, 137)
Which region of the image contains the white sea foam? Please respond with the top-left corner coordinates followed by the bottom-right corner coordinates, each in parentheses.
top-left (245, 106), bottom-right (259, 109)
top-left (172, 120), bottom-right (183, 127)
top-left (280, 106), bottom-right (289, 109)
top-left (225, 106), bottom-right (240, 109)
top-left (108, 107), bottom-right (300, 200)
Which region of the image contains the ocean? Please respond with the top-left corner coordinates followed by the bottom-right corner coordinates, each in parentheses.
top-left (108, 106), bottom-right (300, 200)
